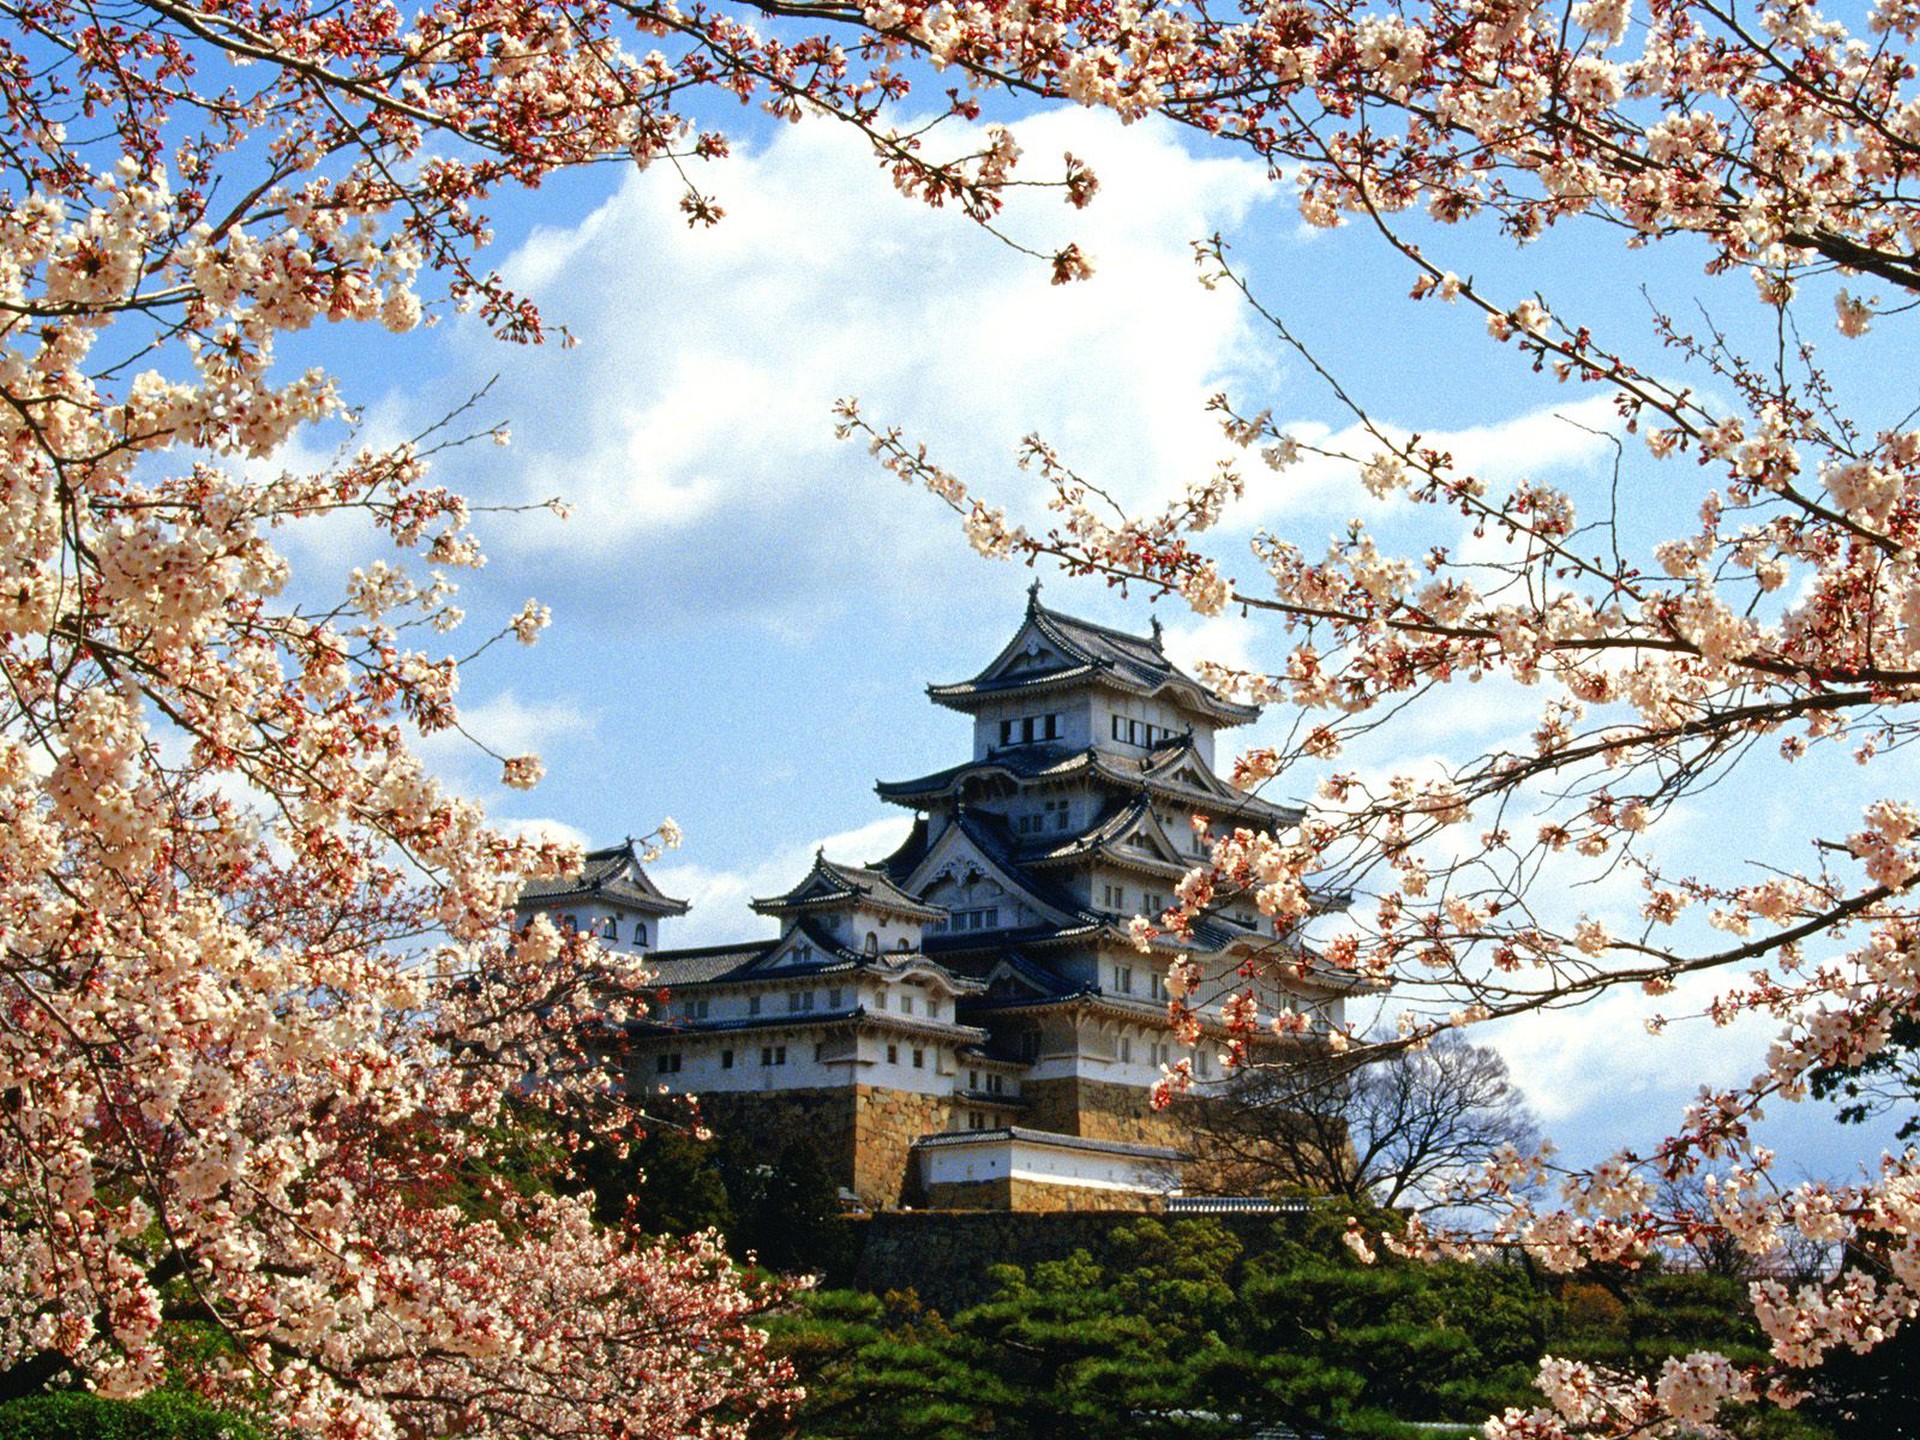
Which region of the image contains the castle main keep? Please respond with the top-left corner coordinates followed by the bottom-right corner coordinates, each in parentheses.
top-left (517, 589), bottom-right (1357, 1210)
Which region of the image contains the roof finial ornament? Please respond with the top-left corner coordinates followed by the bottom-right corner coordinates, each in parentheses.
top-left (1150, 613), bottom-right (1164, 649)
top-left (1027, 577), bottom-right (1043, 611)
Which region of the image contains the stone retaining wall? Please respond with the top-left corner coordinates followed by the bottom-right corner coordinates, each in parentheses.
top-left (698, 1084), bottom-right (952, 1207)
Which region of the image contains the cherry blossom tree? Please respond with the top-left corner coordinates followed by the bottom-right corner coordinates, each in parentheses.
top-left (0, 0), bottom-right (1094, 1431)
top-left (816, 0), bottom-right (1920, 1433)
top-left (15, 0), bottom-right (1920, 1429)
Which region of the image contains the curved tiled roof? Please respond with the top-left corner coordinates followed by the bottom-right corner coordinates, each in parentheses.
top-left (752, 851), bottom-right (947, 922)
top-left (516, 840), bottom-right (690, 915)
top-left (926, 587), bottom-right (1260, 727)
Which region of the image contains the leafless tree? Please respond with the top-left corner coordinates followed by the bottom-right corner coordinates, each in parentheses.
top-left (1192, 1032), bottom-right (1541, 1213)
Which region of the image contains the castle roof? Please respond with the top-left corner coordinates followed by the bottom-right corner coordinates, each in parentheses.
top-left (516, 840), bottom-right (690, 915)
top-left (875, 734), bottom-right (1299, 825)
top-left (926, 586), bottom-right (1260, 727)
top-left (642, 917), bottom-right (984, 994)
top-left (752, 851), bottom-right (947, 922)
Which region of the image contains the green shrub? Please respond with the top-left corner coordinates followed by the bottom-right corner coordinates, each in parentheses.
top-left (0, 1390), bottom-right (268, 1440)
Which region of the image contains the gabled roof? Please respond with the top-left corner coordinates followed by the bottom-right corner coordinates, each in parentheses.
top-left (874, 736), bottom-right (1301, 828)
top-left (1026, 794), bottom-right (1190, 873)
top-left (875, 742), bottom-right (1091, 806)
top-left (903, 807), bottom-right (1104, 933)
top-left (516, 840), bottom-right (690, 915)
top-left (926, 585), bottom-right (1260, 727)
top-left (641, 939), bottom-right (779, 987)
top-left (751, 850), bottom-right (948, 922)
top-left (643, 919), bottom-right (986, 994)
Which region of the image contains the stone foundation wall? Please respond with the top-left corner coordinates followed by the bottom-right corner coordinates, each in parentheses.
top-left (853, 1085), bottom-right (950, 1206)
top-left (694, 1081), bottom-right (1274, 1208)
top-left (696, 1084), bottom-right (954, 1208)
top-left (921, 1176), bottom-right (1011, 1210)
top-left (922, 1175), bottom-right (1165, 1213)
top-left (1022, 1076), bottom-right (1183, 1146)
top-left (1010, 1178), bottom-right (1162, 1213)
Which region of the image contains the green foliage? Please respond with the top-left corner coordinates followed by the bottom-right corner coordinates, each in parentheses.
top-left (764, 1219), bottom-right (1553, 1440)
top-left (721, 1139), bottom-right (855, 1280)
top-left (764, 1218), bottom-right (1845, 1440)
top-left (0, 1391), bottom-right (269, 1440)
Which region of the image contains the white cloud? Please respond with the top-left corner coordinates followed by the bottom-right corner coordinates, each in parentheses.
top-left (654, 811), bottom-right (915, 948)
top-left (414, 689), bottom-right (597, 794)
top-left (1222, 391), bottom-right (1623, 529)
top-left (492, 814), bottom-right (594, 852)
top-left (410, 107), bottom-right (1282, 639)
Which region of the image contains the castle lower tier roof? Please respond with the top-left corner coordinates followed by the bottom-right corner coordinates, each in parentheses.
top-left (516, 840), bottom-right (690, 914)
top-left (644, 919), bottom-right (985, 993)
top-left (752, 851), bottom-right (947, 922)
top-left (618, 1006), bottom-right (988, 1047)
top-left (911, 1125), bottom-right (1185, 1164)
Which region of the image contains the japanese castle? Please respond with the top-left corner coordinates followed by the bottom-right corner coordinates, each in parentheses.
top-left (517, 588), bottom-right (1356, 1211)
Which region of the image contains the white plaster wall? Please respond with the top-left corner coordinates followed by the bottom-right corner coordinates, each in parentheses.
top-left (634, 1030), bottom-right (845, 1094)
top-left (532, 899), bottom-right (659, 953)
top-left (922, 1145), bottom-right (1011, 1185)
top-left (921, 1138), bottom-right (1172, 1192)
top-left (856, 1031), bottom-right (956, 1094)
top-left (1098, 695), bottom-right (1217, 768)
top-left (969, 695), bottom-right (1097, 760)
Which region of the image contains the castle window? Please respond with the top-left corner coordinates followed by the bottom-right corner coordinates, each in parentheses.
top-left (1120, 1037), bottom-right (1133, 1064)
top-left (721, 1049), bottom-right (734, 1069)
top-left (655, 1052), bottom-right (682, 1075)
top-left (944, 906), bottom-right (999, 933)
top-left (605, 916), bottom-right (620, 940)
top-left (814, 1042), bottom-right (825, 1062)
top-left (912, 1048), bottom-right (925, 1069)
top-left (1018, 1032), bottom-right (1040, 1061)
top-left (761, 1045), bottom-right (787, 1067)
top-left (691, 998), bottom-right (710, 1020)
top-left (636, 921), bottom-right (649, 946)
top-left (874, 991), bottom-right (886, 1011)
top-left (791, 943), bottom-right (813, 966)
top-left (900, 994), bottom-right (915, 1015)
top-left (999, 713), bottom-right (1060, 747)
top-left (968, 1069), bottom-right (979, 1089)
top-left (864, 932), bottom-right (879, 955)
top-left (827, 987), bottom-right (843, 1009)
top-left (1197, 1050), bottom-right (1211, 1078)
top-left (788, 990), bottom-right (814, 1013)
top-left (887, 1043), bottom-right (899, 1064)
top-left (926, 998), bottom-right (940, 1019)
top-left (989, 1074), bottom-right (1004, 1095)
top-left (1112, 964), bottom-right (1134, 995)
top-left (561, 913), bottom-right (578, 931)
top-left (748, 995), bottom-right (762, 1016)
top-left (895, 938), bottom-right (912, 952)
top-left (1150, 973), bottom-right (1167, 1002)
top-left (969, 1111), bottom-right (985, 1130)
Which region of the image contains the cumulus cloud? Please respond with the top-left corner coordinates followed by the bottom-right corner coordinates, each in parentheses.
top-left (415, 689), bottom-right (597, 795)
top-left (654, 812), bottom-right (916, 947)
top-left (412, 107), bottom-right (1282, 641)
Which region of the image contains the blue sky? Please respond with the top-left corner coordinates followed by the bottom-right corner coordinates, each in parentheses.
top-left (272, 97), bottom-right (1915, 1184)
